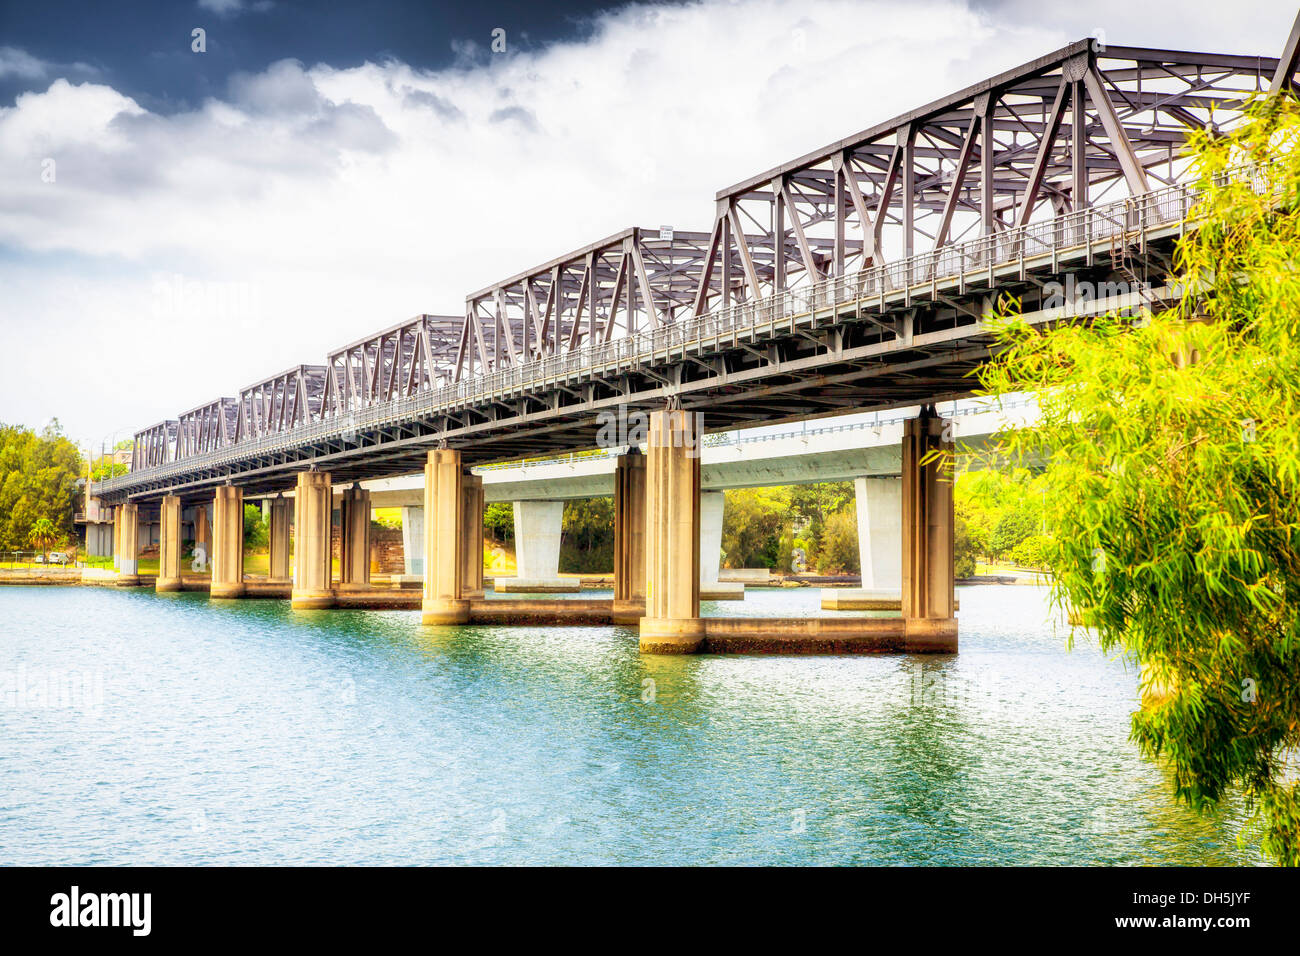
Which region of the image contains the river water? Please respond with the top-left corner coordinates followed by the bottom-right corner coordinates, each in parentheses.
top-left (0, 584), bottom-right (1262, 865)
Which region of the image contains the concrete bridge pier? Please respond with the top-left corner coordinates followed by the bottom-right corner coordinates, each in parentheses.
top-left (338, 484), bottom-right (371, 591)
top-left (498, 500), bottom-right (573, 592)
top-left (700, 490), bottom-right (742, 600)
top-left (422, 449), bottom-right (470, 625)
top-left (115, 502), bottom-right (140, 586)
top-left (902, 409), bottom-right (958, 651)
top-left (612, 448), bottom-right (646, 624)
top-left (460, 473), bottom-right (485, 599)
top-left (111, 505), bottom-right (121, 572)
top-left (156, 495), bottom-right (183, 591)
top-left (194, 503), bottom-right (211, 567)
top-left (857, 476), bottom-right (902, 593)
top-left (398, 505), bottom-right (424, 583)
top-left (822, 476), bottom-right (904, 610)
top-left (291, 471), bottom-right (334, 609)
top-left (210, 485), bottom-right (245, 599)
top-left (267, 495), bottom-right (291, 584)
top-left (639, 409), bottom-right (704, 653)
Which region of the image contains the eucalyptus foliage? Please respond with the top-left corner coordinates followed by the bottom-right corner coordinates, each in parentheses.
top-left (977, 96), bottom-right (1300, 864)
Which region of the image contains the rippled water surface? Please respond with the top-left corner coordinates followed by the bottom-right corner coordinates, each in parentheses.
top-left (0, 585), bottom-right (1263, 865)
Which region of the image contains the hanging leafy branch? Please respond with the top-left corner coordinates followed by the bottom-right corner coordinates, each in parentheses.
top-left (976, 94), bottom-right (1300, 865)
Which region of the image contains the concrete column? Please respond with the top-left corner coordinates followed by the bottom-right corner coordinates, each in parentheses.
top-left (194, 503), bottom-right (211, 567)
top-left (699, 490), bottom-right (742, 599)
top-left (400, 505), bottom-right (424, 577)
top-left (291, 471), bottom-right (334, 609)
top-left (156, 495), bottom-right (183, 592)
top-left (210, 485), bottom-right (245, 599)
top-left (901, 409), bottom-right (957, 651)
top-left (613, 449), bottom-right (647, 623)
top-left (699, 491), bottom-right (724, 586)
top-left (422, 448), bottom-right (469, 624)
top-left (640, 408), bottom-right (704, 653)
top-left (117, 502), bottom-right (140, 586)
top-left (267, 495), bottom-right (291, 583)
top-left (500, 499), bottom-right (572, 592)
top-left (86, 522), bottom-right (112, 557)
top-left (338, 484), bottom-right (371, 590)
top-left (112, 506), bottom-right (121, 571)
top-left (460, 473), bottom-right (485, 599)
top-left (856, 476), bottom-right (903, 591)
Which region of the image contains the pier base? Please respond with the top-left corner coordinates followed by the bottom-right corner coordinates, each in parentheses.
top-left (821, 589), bottom-right (960, 612)
top-left (494, 577), bottom-right (580, 593)
top-left (639, 616), bottom-right (707, 654)
top-left (700, 583), bottom-right (745, 600)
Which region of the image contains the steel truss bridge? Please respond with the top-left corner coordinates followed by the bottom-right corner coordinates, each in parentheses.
top-left (97, 35), bottom-right (1300, 505)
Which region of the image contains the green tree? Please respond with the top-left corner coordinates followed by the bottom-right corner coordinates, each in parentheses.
top-left (1010, 534), bottom-right (1053, 570)
top-left (90, 459), bottom-right (128, 482)
top-left (954, 516), bottom-right (977, 579)
top-left (483, 502), bottom-right (514, 544)
top-left (977, 96), bottom-right (1300, 864)
top-left (788, 481), bottom-right (853, 557)
top-left (560, 497), bottom-right (614, 573)
top-left (988, 510), bottom-right (1036, 561)
top-left (722, 487), bottom-right (789, 568)
top-left (27, 516), bottom-right (57, 562)
top-left (956, 466), bottom-right (1044, 565)
top-left (0, 420), bottom-right (84, 551)
top-left (243, 504), bottom-right (268, 550)
top-left (814, 506), bottom-right (860, 574)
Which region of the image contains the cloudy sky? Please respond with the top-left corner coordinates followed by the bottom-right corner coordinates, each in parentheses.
top-left (0, 0), bottom-right (1295, 451)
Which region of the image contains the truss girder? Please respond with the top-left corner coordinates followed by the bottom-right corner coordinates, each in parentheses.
top-left (131, 420), bottom-right (178, 470)
top-left (460, 226), bottom-right (817, 379)
top-left (235, 365), bottom-right (327, 442)
top-left (321, 313), bottom-right (462, 419)
top-left (699, 41), bottom-right (1276, 312)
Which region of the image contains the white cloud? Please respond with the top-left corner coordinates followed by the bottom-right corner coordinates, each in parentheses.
top-left (197, 0), bottom-right (273, 17)
top-left (0, 0), bottom-right (1295, 447)
top-left (0, 46), bottom-right (49, 80)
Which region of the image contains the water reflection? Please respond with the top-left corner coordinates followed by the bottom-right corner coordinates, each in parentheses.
top-left (0, 584), bottom-right (1267, 865)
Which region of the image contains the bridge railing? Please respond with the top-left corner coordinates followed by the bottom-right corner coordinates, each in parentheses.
top-left (97, 162), bottom-right (1273, 496)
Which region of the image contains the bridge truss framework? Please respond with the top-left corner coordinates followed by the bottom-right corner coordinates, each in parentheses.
top-left (107, 34), bottom-right (1296, 503)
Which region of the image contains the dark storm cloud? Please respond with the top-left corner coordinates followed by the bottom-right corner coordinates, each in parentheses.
top-left (0, 1), bottom-right (666, 111)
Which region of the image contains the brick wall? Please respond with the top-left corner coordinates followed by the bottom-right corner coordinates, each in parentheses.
top-left (371, 526), bottom-right (405, 574)
top-left (330, 523), bottom-right (406, 574)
